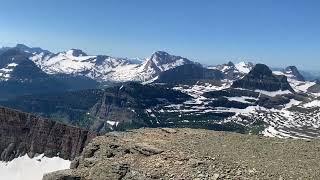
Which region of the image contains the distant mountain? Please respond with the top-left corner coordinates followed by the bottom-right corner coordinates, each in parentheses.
top-left (3, 45), bottom-right (320, 140)
top-left (209, 61), bottom-right (254, 80)
top-left (0, 44), bottom-right (200, 99)
top-left (141, 51), bottom-right (195, 79)
top-left (0, 48), bottom-right (99, 99)
top-left (27, 46), bottom-right (196, 82)
top-left (155, 64), bottom-right (224, 84)
top-left (284, 66), bottom-right (305, 81)
top-left (15, 43), bottom-right (51, 55)
top-left (273, 66), bottom-right (305, 82)
top-left (232, 64), bottom-right (294, 92)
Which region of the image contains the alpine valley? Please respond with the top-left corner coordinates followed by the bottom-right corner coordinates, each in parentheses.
top-left (1, 44), bottom-right (320, 179)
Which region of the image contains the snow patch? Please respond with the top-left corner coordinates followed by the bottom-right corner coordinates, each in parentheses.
top-left (254, 90), bottom-right (292, 97)
top-left (0, 154), bottom-right (70, 180)
top-left (304, 100), bottom-right (320, 108)
top-left (235, 62), bottom-right (252, 74)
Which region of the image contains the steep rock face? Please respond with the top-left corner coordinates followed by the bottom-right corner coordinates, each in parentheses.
top-left (0, 107), bottom-right (96, 161)
top-left (155, 64), bottom-right (224, 84)
top-left (28, 46), bottom-right (196, 82)
top-left (232, 64), bottom-right (294, 92)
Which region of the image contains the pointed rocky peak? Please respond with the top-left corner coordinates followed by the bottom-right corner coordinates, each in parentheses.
top-left (149, 51), bottom-right (189, 66)
top-left (284, 66), bottom-right (305, 81)
top-left (247, 64), bottom-right (273, 78)
top-left (143, 51), bottom-right (194, 72)
top-left (227, 61), bottom-right (235, 66)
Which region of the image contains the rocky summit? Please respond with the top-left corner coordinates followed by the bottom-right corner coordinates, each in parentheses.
top-left (44, 128), bottom-right (320, 180)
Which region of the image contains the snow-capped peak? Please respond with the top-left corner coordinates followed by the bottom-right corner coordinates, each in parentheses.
top-left (26, 48), bottom-right (195, 82)
top-left (144, 51), bottom-right (194, 72)
top-left (235, 61), bottom-right (254, 74)
top-left (2, 45), bottom-right (195, 83)
top-left (209, 61), bottom-right (254, 80)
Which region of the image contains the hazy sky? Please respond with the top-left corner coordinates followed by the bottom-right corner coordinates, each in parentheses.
top-left (1, 0), bottom-right (320, 70)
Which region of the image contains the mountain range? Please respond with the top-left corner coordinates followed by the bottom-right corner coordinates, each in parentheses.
top-left (1, 44), bottom-right (320, 138)
top-left (2, 44), bottom-right (313, 85)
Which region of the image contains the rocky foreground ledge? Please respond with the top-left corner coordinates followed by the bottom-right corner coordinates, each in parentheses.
top-left (44, 128), bottom-right (320, 180)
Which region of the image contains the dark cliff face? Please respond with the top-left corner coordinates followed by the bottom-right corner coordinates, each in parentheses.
top-left (0, 107), bottom-right (96, 162)
top-left (232, 64), bottom-right (294, 92)
top-left (156, 64), bottom-right (224, 84)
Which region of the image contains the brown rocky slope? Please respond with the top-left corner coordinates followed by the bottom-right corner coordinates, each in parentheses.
top-left (0, 106), bottom-right (96, 161)
top-left (44, 128), bottom-right (320, 179)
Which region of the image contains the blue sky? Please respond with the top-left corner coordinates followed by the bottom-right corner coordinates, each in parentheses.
top-left (0, 0), bottom-right (320, 70)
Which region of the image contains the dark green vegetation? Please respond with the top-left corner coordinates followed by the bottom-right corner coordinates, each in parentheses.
top-left (1, 83), bottom-right (192, 133)
top-left (1, 82), bottom-right (256, 134)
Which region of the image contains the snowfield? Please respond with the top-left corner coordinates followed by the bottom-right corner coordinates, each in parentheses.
top-left (304, 100), bottom-right (320, 108)
top-left (0, 154), bottom-right (70, 180)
